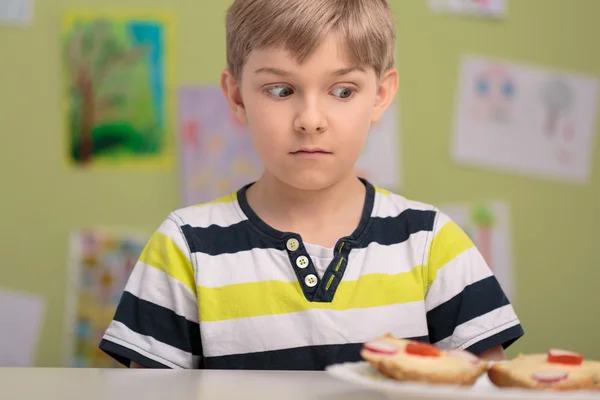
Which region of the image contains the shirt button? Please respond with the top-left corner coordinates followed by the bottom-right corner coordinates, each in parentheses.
top-left (304, 274), bottom-right (318, 288)
top-left (286, 238), bottom-right (299, 252)
top-left (296, 255), bottom-right (309, 269)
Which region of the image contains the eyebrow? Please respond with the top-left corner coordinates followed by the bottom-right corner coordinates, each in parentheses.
top-left (254, 66), bottom-right (365, 77)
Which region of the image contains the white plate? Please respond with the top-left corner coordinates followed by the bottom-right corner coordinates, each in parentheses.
top-left (325, 361), bottom-right (600, 400)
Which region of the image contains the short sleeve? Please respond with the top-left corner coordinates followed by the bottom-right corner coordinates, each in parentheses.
top-left (99, 214), bottom-right (202, 368)
top-left (423, 210), bottom-right (524, 354)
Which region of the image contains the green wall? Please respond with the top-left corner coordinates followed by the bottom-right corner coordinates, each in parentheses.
top-left (0, 0), bottom-right (598, 367)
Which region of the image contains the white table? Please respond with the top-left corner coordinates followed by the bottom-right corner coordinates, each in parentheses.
top-left (0, 368), bottom-right (389, 400)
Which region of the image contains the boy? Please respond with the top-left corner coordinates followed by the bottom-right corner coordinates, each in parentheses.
top-left (100, 0), bottom-right (523, 370)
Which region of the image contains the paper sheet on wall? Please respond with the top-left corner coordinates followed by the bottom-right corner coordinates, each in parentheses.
top-left (428, 0), bottom-right (506, 18)
top-left (439, 201), bottom-right (515, 301)
top-left (452, 55), bottom-right (598, 183)
top-left (178, 86), bottom-right (264, 206)
top-left (0, 0), bottom-right (32, 25)
top-left (0, 289), bottom-right (45, 366)
top-left (179, 86), bottom-right (402, 206)
top-left (355, 100), bottom-right (402, 190)
top-left (65, 229), bottom-right (148, 367)
top-left (61, 11), bottom-right (175, 170)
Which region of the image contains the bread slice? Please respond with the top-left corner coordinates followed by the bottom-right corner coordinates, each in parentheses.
top-left (360, 335), bottom-right (488, 386)
top-left (488, 353), bottom-right (596, 391)
top-left (584, 361), bottom-right (600, 390)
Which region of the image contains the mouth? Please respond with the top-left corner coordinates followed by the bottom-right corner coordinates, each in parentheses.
top-left (290, 148), bottom-right (332, 156)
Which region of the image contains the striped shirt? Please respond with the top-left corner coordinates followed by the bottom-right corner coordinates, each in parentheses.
top-left (99, 179), bottom-right (523, 369)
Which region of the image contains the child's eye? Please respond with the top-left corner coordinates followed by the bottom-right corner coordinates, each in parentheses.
top-left (331, 87), bottom-right (355, 99)
top-left (267, 85), bottom-right (294, 98)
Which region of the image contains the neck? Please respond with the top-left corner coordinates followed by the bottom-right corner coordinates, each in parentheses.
top-left (246, 171), bottom-right (366, 233)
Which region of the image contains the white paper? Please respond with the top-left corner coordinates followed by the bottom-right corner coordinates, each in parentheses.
top-left (439, 201), bottom-right (515, 302)
top-left (452, 55), bottom-right (598, 183)
top-left (178, 86), bottom-right (264, 206)
top-left (0, 289), bottom-right (45, 367)
top-left (0, 0), bottom-right (32, 25)
top-left (428, 0), bottom-right (506, 18)
top-left (355, 100), bottom-right (402, 189)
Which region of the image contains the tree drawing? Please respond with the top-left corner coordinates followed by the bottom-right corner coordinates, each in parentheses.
top-left (472, 205), bottom-right (496, 270)
top-left (539, 79), bottom-right (574, 135)
top-left (63, 18), bottom-right (159, 164)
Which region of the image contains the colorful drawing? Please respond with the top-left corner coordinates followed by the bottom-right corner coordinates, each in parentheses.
top-left (471, 205), bottom-right (496, 270)
top-left (453, 55), bottom-right (598, 183)
top-left (428, 0), bottom-right (507, 18)
top-left (472, 65), bottom-right (516, 124)
top-left (178, 86), bottom-right (263, 206)
top-left (62, 11), bottom-right (174, 169)
top-left (66, 229), bottom-right (147, 368)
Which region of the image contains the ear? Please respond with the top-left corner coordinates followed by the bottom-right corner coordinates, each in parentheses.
top-left (371, 67), bottom-right (399, 124)
top-left (220, 68), bottom-right (247, 124)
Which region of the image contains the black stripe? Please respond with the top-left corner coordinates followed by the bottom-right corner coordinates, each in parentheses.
top-left (99, 339), bottom-right (170, 368)
top-left (182, 220), bottom-right (280, 255)
top-left (203, 336), bottom-right (430, 370)
top-left (426, 276), bottom-right (510, 343)
top-left (113, 291), bottom-right (202, 356)
top-left (466, 324), bottom-right (524, 354)
top-left (181, 208), bottom-right (437, 256)
top-left (357, 209), bottom-right (436, 248)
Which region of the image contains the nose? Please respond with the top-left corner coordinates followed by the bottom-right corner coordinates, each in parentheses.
top-left (293, 96), bottom-right (328, 134)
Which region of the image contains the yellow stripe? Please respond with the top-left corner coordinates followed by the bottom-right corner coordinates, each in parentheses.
top-left (325, 275), bottom-right (335, 291)
top-left (139, 232), bottom-right (196, 294)
top-left (375, 186), bottom-right (390, 196)
top-left (198, 268), bottom-right (425, 322)
top-left (426, 221), bottom-right (474, 288)
top-left (334, 257), bottom-right (344, 272)
top-left (193, 191), bottom-right (238, 207)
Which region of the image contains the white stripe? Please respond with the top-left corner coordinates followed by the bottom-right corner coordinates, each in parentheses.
top-left (124, 262), bottom-right (198, 323)
top-left (157, 216), bottom-right (193, 263)
top-left (196, 248), bottom-right (295, 287)
top-left (344, 233), bottom-right (430, 280)
top-left (425, 247), bottom-right (493, 311)
top-left (201, 301), bottom-right (428, 357)
top-left (373, 192), bottom-right (436, 218)
top-left (433, 305), bottom-right (519, 350)
top-left (195, 236), bottom-right (430, 288)
top-left (172, 200), bottom-right (246, 229)
top-left (103, 320), bottom-right (200, 368)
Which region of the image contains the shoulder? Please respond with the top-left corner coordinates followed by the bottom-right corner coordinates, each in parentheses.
top-left (372, 185), bottom-right (444, 224)
top-left (167, 191), bottom-right (246, 230)
top-left (373, 186), bottom-right (457, 232)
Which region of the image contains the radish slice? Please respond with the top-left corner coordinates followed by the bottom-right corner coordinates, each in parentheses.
top-left (363, 341), bottom-right (398, 355)
top-left (532, 370), bottom-right (568, 383)
top-left (448, 349), bottom-right (481, 364)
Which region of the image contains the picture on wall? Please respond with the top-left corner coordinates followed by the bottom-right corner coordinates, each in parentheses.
top-left (452, 55), bottom-right (598, 183)
top-left (440, 201), bottom-right (515, 302)
top-left (65, 228), bottom-right (148, 368)
top-left (61, 11), bottom-right (174, 170)
top-left (178, 85), bottom-right (264, 206)
top-left (355, 100), bottom-right (402, 190)
top-left (428, 0), bottom-right (507, 18)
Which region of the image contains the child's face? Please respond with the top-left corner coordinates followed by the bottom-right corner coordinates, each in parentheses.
top-left (222, 32), bottom-right (397, 191)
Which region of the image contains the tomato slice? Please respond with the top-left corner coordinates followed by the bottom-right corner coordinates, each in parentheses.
top-left (547, 349), bottom-right (583, 366)
top-left (405, 342), bottom-right (441, 357)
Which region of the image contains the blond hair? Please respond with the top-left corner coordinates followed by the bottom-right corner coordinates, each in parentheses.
top-left (225, 0), bottom-right (396, 81)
